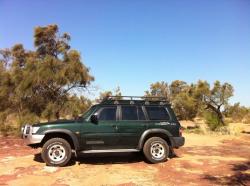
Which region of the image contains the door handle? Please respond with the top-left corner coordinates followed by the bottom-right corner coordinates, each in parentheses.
top-left (112, 125), bottom-right (118, 130)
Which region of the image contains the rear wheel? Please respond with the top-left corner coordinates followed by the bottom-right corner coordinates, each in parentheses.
top-left (41, 138), bottom-right (72, 167)
top-left (143, 137), bottom-right (169, 163)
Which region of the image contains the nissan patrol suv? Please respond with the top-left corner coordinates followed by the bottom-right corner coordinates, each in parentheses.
top-left (21, 96), bottom-right (185, 166)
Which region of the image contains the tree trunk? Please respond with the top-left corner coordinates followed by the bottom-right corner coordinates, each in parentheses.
top-left (206, 103), bottom-right (225, 125)
top-left (55, 111), bottom-right (60, 120)
top-left (215, 108), bottom-right (224, 125)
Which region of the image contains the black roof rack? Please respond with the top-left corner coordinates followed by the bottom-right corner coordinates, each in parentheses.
top-left (100, 96), bottom-right (169, 105)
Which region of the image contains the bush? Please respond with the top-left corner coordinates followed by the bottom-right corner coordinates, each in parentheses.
top-left (243, 113), bottom-right (250, 124)
top-left (18, 110), bottom-right (40, 127)
top-left (0, 111), bottom-right (19, 136)
top-left (216, 124), bottom-right (244, 135)
top-left (204, 111), bottom-right (224, 131)
top-left (184, 124), bottom-right (209, 135)
top-left (224, 103), bottom-right (249, 122)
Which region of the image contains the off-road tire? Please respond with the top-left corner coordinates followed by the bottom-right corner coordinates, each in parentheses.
top-left (41, 138), bottom-right (72, 167)
top-left (143, 137), bottom-right (169, 163)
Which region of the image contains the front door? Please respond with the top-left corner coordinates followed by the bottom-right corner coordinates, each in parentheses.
top-left (80, 106), bottom-right (119, 150)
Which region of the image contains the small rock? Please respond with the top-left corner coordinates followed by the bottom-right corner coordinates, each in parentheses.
top-left (43, 166), bottom-right (58, 173)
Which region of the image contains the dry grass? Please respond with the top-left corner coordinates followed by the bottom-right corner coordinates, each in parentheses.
top-left (180, 119), bottom-right (249, 136)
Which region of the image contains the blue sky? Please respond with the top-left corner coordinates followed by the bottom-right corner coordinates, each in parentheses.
top-left (1, 0), bottom-right (250, 106)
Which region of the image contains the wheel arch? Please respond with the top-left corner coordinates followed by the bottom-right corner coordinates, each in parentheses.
top-left (138, 129), bottom-right (173, 150)
top-left (41, 129), bottom-right (80, 150)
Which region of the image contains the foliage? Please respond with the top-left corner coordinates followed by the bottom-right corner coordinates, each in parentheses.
top-left (224, 103), bottom-right (250, 122)
top-left (192, 80), bottom-right (210, 116)
top-left (145, 80), bottom-right (235, 130)
top-left (242, 113), bottom-right (250, 124)
top-left (61, 95), bottom-right (92, 119)
top-left (97, 86), bottom-right (122, 102)
top-left (0, 25), bottom-right (247, 135)
top-left (0, 24), bottom-right (94, 131)
top-left (171, 92), bottom-right (197, 120)
top-left (216, 124), bottom-right (244, 135)
top-left (145, 81), bottom-right (169, 100)
top-left (203, 111), bottom-right (222, 131)
top-left (145, 80), bottom-right (198, 120)
top-left (203, 81), bottom-right (233, 125)
top-left (169, 80), bottom-right (189, 98)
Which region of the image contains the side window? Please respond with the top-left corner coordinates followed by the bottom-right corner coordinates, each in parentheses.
top-left (121, 106), bottom-right (138, 120)
top-left (138, 107), bottom-right (146, 120)
top-left (145, 106), bottom-right (170, 120)
top-left (98, 107), bottom-right (117, 121)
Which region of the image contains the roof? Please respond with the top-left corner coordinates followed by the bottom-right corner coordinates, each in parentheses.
top-left (99, 96), bottom-right (170, 106)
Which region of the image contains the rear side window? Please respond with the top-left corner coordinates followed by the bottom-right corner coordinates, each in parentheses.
top-left (121, 106), bottom-right (146, 120)
top-left (99, 107), bottom-right (117, 121)
top-left (121, 106), bottom-right (137, 120)
top-left (145, 106), bottom-right (170, 120)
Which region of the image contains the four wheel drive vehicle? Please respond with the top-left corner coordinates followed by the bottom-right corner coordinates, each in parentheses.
top-left (21, 96), bottom-right (185, 166)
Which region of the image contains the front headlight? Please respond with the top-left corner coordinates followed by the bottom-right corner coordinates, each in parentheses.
top-left (32, 127), bottom-right (40, 134)
top-left (21, 126), bottom-right (24, 133)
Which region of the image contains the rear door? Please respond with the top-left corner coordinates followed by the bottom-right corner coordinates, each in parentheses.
top-left (116, 105), bottom-right (147, 149)
top-left (80, 106), bottom-right (120, 150)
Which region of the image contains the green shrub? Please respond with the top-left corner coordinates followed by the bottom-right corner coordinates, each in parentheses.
top-left (204, 111), bottom-right (224, 131)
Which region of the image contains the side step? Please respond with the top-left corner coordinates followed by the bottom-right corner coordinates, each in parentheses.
top-left (80, 149), bottom-right (140, 154)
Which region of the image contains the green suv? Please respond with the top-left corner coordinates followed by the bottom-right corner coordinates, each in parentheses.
top-left (21, 96), bottom-right (185, 166)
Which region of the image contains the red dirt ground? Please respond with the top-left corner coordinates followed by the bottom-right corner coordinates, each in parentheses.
top-left (0, 133), bottom-right (249, 186)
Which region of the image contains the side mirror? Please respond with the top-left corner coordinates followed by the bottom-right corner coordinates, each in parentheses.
top-left (90, 114), bottom-right (98, 124)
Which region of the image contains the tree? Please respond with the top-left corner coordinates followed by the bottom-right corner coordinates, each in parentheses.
top-left (145, 81), bottom-right (169, 100)
top-left (98, 91), bottom-right (113, 101)
top-left (171, 92), bottom-right (197, 120)
top-left (113, 86), bottom-right (122, 99)
top-left (145, 80), bottom-right (197, 120)
top-left (0, 49), bottom-right (11, 67)
top-left (203, 81), bottom-right (233, 126)
top-left (0, 63), bottom-right (12, 112)
top-left (97, 86), bottom-right (122, 102)
top-left (60, 95), bottom-right (92, 120)
top-left (224, 103), bottom-right (249, 122)
top-left (192, 80), bottom-right (210, 116)
top-left (0, 61), bottom-right (13, 131)
top-left (0, 24), bottom-right (94, 127)
top-left (169, 80), bottom-right (189, 98)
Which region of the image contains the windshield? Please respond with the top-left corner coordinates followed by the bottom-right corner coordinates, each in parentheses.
top-left (81, 105), bottom-right (97, 120)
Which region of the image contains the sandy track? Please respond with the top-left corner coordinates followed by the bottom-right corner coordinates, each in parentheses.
top-left (0, 133), bottom-right (249, 186)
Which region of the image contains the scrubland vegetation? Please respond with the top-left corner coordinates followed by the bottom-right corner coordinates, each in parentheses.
top-left (0, 25), bottom-right (249, 135)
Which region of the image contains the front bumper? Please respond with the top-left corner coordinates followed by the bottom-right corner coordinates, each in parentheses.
top-left (21, 125), bottom-right (44, 145)
top-left (172, 137), bottom-right (185, 148)
top-left (22, 134), bottom-right (45, 144)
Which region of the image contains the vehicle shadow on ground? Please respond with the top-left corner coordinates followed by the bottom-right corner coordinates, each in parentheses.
top-left (77, 152), bottom-right (145, 165)
top-left (34, 152), bottom-right (179, 166)
top-left (202, 161), bottom-right (250, 186)
top-left (34, 152), bottom-right (145, 166)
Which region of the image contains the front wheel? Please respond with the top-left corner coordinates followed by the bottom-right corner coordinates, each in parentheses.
top-left (143, 137), bottom-right (169, 163)
top-left (41, 138), bottom-right (72, 167)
